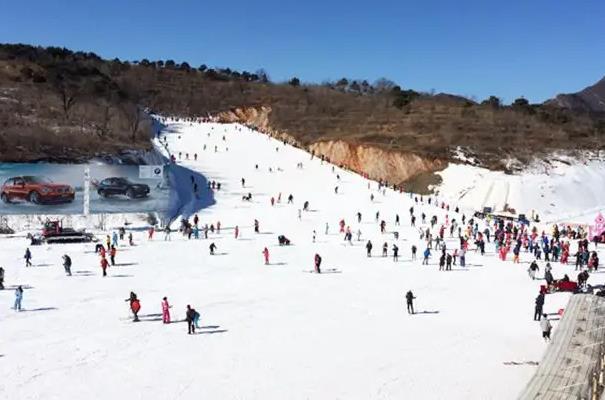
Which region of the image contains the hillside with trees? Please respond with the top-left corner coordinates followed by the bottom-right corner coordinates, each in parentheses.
top-left (1, 43), bottom-right (604, 171)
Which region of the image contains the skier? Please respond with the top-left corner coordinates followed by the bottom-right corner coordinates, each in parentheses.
top-left (235, 225), bottom-right (239, 239)
top-left (62, 254), bottom-right (72, 276)
top-left (164, 226), bottom-right (172, 241)
top-left (0, 266), bottom-right (4, 289)
top-left (325, 223), bottom-right (329, 235)
top-left (254, 219), bottom-right (260, 233)
top-left (422, 247), bottom-right (431, 265)
top-left (186, 305), bottom-right (196, 334)
top-left (534, 292), bottom-right (545, 321)
top-left (100, 256), bottom-right (109, 277)
top-left (209, 243), bottom-right (217, 255)
top-left (110, 246), bottom-right (117, 266)
top-left (411, 245), bottom-right (417, 261)
top-left (405, 290), bottom-right (416, 314)
top-left (14, 285), bottom-right (23, 311)
top-left (314, 253), bottom-right (322, 274)
top-left (540, 316), bottom-right (552, 341)
top-left (125, 292), bottom-right (140, 321)
top-left (382, 242), bottom-right (388, 257)
top-left (112, 231), bottom-right (119, 247)
top-left (393, 244), bottom-right (399, 262)
top-left (162, 297), bottom-right (171, 324)
top-left (313, 230), bottom-right (317, 243)
top-left (263, 247), bottom-right (270, 265)
top-left (366, 240), bottom-right (373, 257)
top-left (24, 248), bottom-right (32, 267)
top-left (128, 232), bottom-right (134, 246)
top-left (446, 253), bottom-right (452, 271)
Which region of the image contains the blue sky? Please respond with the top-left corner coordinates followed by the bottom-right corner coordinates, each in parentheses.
top-left (1, 0), bottom-right (604, 103)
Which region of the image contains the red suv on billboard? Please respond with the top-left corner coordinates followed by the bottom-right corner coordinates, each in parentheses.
top-left (1, 176), bottom-right (75, 204)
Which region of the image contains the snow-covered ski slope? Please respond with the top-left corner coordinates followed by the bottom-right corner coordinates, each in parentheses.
top-left (2, 119), bottom-right (603, 399)
top-left (434, 159), bottom-right (605, 224)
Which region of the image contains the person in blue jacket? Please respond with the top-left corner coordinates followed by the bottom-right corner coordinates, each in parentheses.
top-left (422, 247), bottom-right (431, 265)
top-left (14, 286), bottom-right (23, 311)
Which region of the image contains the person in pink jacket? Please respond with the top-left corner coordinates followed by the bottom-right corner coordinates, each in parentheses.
top-left (263, 247), bottom-right (270, 265)
top-left (162, 297), bottom-right (171, 324)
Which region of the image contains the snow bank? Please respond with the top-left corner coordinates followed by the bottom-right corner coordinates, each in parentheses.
top-left (434, 159), bottom-right (605, 224)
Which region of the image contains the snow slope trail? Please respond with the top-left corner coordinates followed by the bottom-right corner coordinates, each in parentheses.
top-left (1, 118), bottom-right (602, 400)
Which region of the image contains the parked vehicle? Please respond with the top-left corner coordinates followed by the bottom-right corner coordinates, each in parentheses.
top-left (1, 176), bottom-right (75, 204)
top-left (97, 177), bottom-right (150, 199)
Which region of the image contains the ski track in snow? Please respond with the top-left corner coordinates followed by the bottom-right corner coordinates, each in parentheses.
top-left (1, 118), bottom-right (603, 399)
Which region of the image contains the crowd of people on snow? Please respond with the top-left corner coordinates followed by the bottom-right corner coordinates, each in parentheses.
top-left (4, 118), bottom-right (605, 346)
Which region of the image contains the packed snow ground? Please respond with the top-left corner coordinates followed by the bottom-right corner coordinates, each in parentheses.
top-left (434, 160), bottom-right (605, 224)
top-left (2, 119), bottom-right (604, 399)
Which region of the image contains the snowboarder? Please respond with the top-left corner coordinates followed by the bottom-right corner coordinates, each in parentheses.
top-left (540, 316), bottom-right (552, 341)
top-left (406, 290), bottom-right (416, 314)
top-left (366, 240), bottom-right (373, 257)
top-left (314, 253), bottom-right (322, 274)
top-left (24, 248), bottom-right (32, 267)
top-left (62, 254), bottom-right (72, 276)
top-left (263, 247), bottom-right (270, 265)
top-left (186, 305), bottom-right (196, 334)
top-left (209, 243), bottom-right (217, 255)
top-left (14, 285), bottom-right (23, 311)
top-left (162, 297), bottom-right (171, 324)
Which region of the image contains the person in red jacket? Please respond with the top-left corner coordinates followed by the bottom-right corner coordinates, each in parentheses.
top-left (148, 226), bottom-right (155, 240)
top-left (263, 247), bottom-right (270, 265)
top-left (161, 297), bottom-right (171, 324)
top-left (100, 256), bottom-right (109, 277)
top-left (110, 246), bottom-right (117, 266)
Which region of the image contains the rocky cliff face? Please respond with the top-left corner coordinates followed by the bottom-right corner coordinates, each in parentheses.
top-left (309, 140), bottom-right (445, 184)
top-left (215, 106), bottom-right (446, 185)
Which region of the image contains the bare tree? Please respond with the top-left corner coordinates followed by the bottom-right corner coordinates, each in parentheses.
top-left (59, 84), bottom-right (78, 120)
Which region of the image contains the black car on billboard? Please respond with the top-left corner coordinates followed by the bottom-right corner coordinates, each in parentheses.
top-left (97, 177), bottom-right (150, 199)
top-left (1, 176), bottom-right (75, 204)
